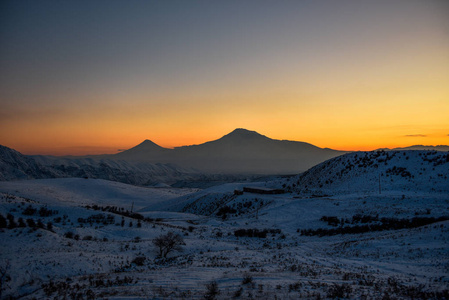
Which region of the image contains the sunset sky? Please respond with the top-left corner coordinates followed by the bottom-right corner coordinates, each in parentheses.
top-left (1, 0), bottom-right (448, 155)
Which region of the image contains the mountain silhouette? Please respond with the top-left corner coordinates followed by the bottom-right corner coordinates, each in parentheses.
top-left (113, 128), bottom-right (347, 174)
top-left (114, 139), bottom-right (170, 161)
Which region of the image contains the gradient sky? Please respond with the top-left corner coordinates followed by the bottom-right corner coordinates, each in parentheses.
top-left (1, 0), bottom-right (448, 155)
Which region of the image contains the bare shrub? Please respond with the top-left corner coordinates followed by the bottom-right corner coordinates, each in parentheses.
top-left (152, 231), bottom-right (185, 258)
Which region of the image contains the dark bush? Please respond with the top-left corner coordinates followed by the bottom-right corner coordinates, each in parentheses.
top-left (204, 281), bottom-right (219, 300)
top-left (27, 218), bottom-right (36, 229)
top-left (7, 214), bottom-right (16, 229)
top-left (0, 214), bottom-right (7, 228)
top-left (302, 216), bottom-right (449, 237)
top-left (22, 205), bottom-right (36, 216)
top-left (327, 283), bottom-right (352, 298)
top-left (132, 256), bottom-right (146, 266)
top-left (242, 273), bottom-right (253, 285)
top-left (234, 228), bottom-right (281, 238)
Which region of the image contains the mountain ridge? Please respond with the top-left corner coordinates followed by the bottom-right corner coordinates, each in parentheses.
top-left (389, 145), bottom-right (449, 151)
top-left (0, 144), bottom-right (200, 185)
top-left (0, 145), bottom-right (59, 180)
top-left (113, 128), bottom-right (346, 174)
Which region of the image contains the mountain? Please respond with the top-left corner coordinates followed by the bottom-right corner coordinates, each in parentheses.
top-left (0, 145), bottom-right (59, 180)
top-left (285, 150), bottom-right (449, 195)
top-left (391, 145), bottom-right (449, 151)
top-left (113, 128), bottom-right (347, 174)
top-left (0, 144), bottom-right (198, 185)
top-left (32, 155), bottom-right (197, 186)
top-left (114, 139), bottom-right (170, 161)
top-left (0, 144), bottom-right (264, 187)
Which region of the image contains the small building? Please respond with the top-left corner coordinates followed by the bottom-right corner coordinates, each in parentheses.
top-left (242, 187), bottom-right (285, 195)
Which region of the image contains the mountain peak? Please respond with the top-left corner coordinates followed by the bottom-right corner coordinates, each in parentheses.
top-left (113, 139), bottom-right (167, 160)
top-left (222, 128), bottom-right (268, 140)
top-left (136, 139), bottom-right (165, 149)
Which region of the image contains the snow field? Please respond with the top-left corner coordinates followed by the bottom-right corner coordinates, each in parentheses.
top-left (1, 149), bottom-right (449, 299)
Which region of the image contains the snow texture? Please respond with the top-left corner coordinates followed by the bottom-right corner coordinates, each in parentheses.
top-left (1, 149), bottom-right (448, 299)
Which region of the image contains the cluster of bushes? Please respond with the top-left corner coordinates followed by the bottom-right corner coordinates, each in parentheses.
top-left (85, 205), bottom-right (145, 220)
top-left (320, 214), bottom-right (380, 226)
top-left (320, 216), bottom-right (341, 226)
top-left (41, 275), bottom-right (136, 298)
top-left (234, 228), bottom-right (282, 238)
top-left (386, 166), bottom-right (412, 178)
top-left (0, 213), bottom-right (53, 231)
top-left (419, 151), bottom-right (449, 167)
top-left (301, 216), bottom-right (449, 236)
top-left (22, 205), bottom-right (58, 217)
top-left (63, 231), bottom-right (79, 240)
top-left (383, 277), bottom-right (449, 299)
top-left (77, 213), bottom-right (115, 226)
top-left (216, 199), bottom-right (265, 220)
top-left (132, 256), bottom-right (146, 266)
top-left (327, 283), bottom-right (352, 298)
top-left (42, 281), bottom-right (93, 298)
top-left (64, 231), bottom-right (108, 242)
top-left (216, 205), bottom-right (237, 219)
top-left (86, 275), bottom-right (135, 287)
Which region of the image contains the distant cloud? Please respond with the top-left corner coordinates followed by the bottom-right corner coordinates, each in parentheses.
top-left (404, 134), bottom-right (427, 137)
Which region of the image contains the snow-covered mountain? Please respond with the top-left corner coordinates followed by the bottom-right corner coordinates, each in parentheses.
top-left (285, 150), bottom-right (449, 195)
top-left (0, 145), bottom-right (199, 185)
top-left (32, 155), bottom-right (198, 186)
top-left (0, 145), bottom-right (59, 180)
top-left (114, 128), bottom-right (347, 174)
top-left (0, 145), bottom-right (261, 187)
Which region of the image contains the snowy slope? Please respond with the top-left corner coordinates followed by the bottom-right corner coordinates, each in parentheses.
top-left (1, 150), bottom-right (449, 299)
top-left (1, 176), bottom-right (448, 299)
top-left (0, 178), bottom-right (195, 210)
top-left (285, 150), bottom-right (449, 195)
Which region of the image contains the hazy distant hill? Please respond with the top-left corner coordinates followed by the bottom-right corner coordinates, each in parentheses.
top-left (286, 150), bottom-right (449, 195)
top-left (114, 128), bottom-right (347, 174)
top-left (391, 145), bottom-right (449, 151)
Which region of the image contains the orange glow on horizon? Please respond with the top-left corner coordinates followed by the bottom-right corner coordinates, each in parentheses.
top-left (1, 1), bottom-right (448, 157)
top-left (8, 126), bottom-right (449, 156)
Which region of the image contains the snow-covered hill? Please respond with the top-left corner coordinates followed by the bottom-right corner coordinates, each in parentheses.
top-left (0, 178), bottom-right (195, 209)
top-left (32, 155), bottom-right (198, 186)
top-left (0, 145), bottom-right (59, 181)
top-left (285, 150), bottom-right (449, 195)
